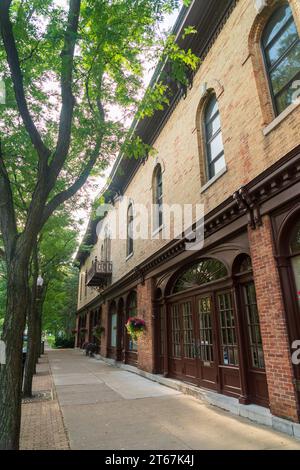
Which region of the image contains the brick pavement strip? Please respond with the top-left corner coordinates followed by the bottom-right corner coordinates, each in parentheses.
top-left (20, 354), bottom-right (70, 450)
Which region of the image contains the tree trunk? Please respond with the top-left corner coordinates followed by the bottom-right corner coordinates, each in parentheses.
top-left (0, 261), bottom-right (29, 450)
top-left (23, 295), bottom-right (38, 397)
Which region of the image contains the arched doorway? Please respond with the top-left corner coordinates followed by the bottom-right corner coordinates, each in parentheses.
top-left (125, 291), bottom-right (138, 366)
top-left (117, 298), bottom-right (125, 361)
top-left (233, 255), bottom-right (269, 407)
top-left (163, 256), bottom-right (268, 404)
top-left (277, 211), bottom-right (300, 406)
top-left (89, 307), bottom-right (102, 352)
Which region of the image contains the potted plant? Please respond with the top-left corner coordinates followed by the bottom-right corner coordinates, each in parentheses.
top-left (126, 317), bottom-right (146, 341)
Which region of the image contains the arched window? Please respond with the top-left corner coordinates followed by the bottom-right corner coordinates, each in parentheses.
top-left (290, 218), bottom-right (300, 307)
top-left (173, 258), bottom-right (228, 294)
top-left (204, 94), bottom-right (225, 181)
top-left (127, 203), bottom-right (134, 257)
top-left (153, 164), bottom-right (163, 230)
top-left (233, 254), bottom-right (253, 276)
top-left (262, 4), bottom-right (300, 116)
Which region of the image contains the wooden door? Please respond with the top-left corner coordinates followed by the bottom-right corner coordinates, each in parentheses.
top-left (168, 299), bottom-right (197, 385)
top-left (242, 281), bottom-right (269, 406)
top-left (195, 295), bottom-right (218, 391)
top-left (216, 291), bottom-right (241, 398)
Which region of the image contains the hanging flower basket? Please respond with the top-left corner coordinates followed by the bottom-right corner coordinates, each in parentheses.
top-left (80, 327), bottom-right (88, 332)
top-left (126, 317), bottom-right (146, 341)
top-left (92, 324), bottom-right (105, 339)
top-left (71, 329), bottom-right (78, 334)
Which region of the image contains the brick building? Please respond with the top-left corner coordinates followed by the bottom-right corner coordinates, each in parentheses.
top-left (75, 0), bottom-right (300, 424)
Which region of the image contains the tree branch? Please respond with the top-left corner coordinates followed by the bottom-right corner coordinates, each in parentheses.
top-left (0, 1), bottom-right (50, 162)
top-left (0, 140), bottom-right (18, 260)
top-left (42, 135), bottom-right (103, 226)
top-left (49, 0), bottom-right (81, 182)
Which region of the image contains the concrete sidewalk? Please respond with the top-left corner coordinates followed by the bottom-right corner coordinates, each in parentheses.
top-left (48, 349), bottom-right (300, 450)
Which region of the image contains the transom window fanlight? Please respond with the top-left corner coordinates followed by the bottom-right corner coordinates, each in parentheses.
top-left (173, 258), bottom-right (228, 293)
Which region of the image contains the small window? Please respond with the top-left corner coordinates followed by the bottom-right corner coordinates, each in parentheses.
top-left (262, 4), bottom-right (300, 115)
top-left (173, 258), bottom-right (228, 293)
top-left (127, 203), bottom-right (134, 257)
top-left (153, 164), bottom-right (163, 230)
top-left (233, 254), bottom-right (253, 275)
top-left (204, 95), bottom-right (226, 181)
top-left (103, 226), bottom-right (111, 262)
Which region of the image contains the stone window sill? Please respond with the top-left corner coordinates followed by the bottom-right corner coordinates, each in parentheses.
top-left (263, 99), bottom-right (300, 136)
top-left (200, 166), bottom-right (228, 194)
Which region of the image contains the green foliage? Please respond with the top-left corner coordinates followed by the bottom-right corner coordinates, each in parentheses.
top-left (37, 211), bottom-right (79, 337)
top-left (0, 0), bottom-right (198, 343)
top-left (0, 1), bottom-right (199, 225)
top-left (54, 334), bottom-right (75, 349)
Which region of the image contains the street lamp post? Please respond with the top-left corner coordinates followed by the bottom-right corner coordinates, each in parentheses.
top-left (36, 275), bottom-right (44, 356)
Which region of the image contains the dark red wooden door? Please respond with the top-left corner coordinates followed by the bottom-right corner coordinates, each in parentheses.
top-left (168, 290), bottom-right (242, 398)
top-left (168, 300), bottom-right (197, 384)
top-left (241, 282), bottom-right (269, 406)
top-left (216, 291), bottom-right (241, 398)
top-left (195, 295), bottom-right (218, 391)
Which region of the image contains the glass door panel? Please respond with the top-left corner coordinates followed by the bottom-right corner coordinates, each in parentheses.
top-left (198, 296), bottom-right (214, 362)
top-left (182, 302), bottom-right (195, 359)
top-left (171, 304), bottom-right (181, 358)
top-left (244, 282), bottom-right (265, 369)
top-left (218, 292), bottom-right (239, 366)
top-left (111, 313), bottom-right (117, 348)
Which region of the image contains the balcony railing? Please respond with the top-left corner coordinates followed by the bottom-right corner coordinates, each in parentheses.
top-left (86, 260), bottom-right (113, 287)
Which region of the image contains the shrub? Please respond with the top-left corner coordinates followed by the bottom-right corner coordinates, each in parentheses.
top-left (55, 335), bottom-right (75, 349)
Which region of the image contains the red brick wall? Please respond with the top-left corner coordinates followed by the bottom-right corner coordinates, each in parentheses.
top-left (137, 279), bottom-right (155, 373)
top-left (248, 215), bottom-right (299, 422)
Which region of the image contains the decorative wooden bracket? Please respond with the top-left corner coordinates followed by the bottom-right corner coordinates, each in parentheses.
top-left (233, 187), bottom-right (262, 230)
top-left (134, 267), bottom-right (145, 285)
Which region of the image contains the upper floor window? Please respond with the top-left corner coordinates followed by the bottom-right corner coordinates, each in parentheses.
top-left (204, 95), bottom-right (225, 181)
top-left (153, 164), bottom-right (163, 230)
top-left (102, 226), bottom-right (111, 262)
top-left (127, 203), bottom-right (134, 257)
top-left (262, 4), bottom-right (300, 115)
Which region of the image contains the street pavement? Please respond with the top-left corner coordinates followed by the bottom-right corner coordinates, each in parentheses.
top-left (48, 349), bottom-right (300, 450)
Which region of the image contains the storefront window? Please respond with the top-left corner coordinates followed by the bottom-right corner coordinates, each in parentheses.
top-left (111, 312), bottom-right (117, 348)
top-left (290, 220), bottom-right (300, 308)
